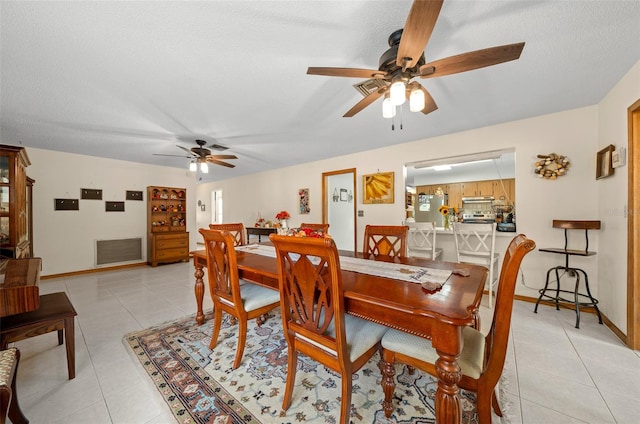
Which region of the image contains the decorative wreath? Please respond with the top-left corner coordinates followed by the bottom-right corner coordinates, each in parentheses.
top-left (534, 153), bottom-right (570, 179)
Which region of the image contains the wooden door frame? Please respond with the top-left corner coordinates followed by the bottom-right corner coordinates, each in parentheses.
top-left (627, 98), bottom-right (640, 349)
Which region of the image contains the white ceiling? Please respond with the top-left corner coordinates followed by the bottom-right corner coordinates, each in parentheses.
top-left (1, 1), bottom-right (639, 183)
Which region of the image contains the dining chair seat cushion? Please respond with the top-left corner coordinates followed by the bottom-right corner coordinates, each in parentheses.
top-left (238, 280), bottom-right (281, 311)
top-left (326, 314), bottom-right (387, 362)
top-left (381, 326), bottom-right (485, 379)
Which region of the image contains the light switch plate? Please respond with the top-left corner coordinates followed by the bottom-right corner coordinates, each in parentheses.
top-left (612, 147), bottom-right (626, 168)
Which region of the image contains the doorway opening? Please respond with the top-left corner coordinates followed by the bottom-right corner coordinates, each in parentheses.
top-left (211, 189), bottom-right (223, 224)
top-left (322, 168), bottom-right (357, 252)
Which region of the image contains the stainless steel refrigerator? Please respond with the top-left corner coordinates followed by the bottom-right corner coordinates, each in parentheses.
top-left (415, 193), bottom-right (448, 227)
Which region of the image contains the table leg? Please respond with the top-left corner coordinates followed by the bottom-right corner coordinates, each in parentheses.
top-left (433, 324), bottom-right (463, 424)
top-left (194, 260), bottom-right (205, 325)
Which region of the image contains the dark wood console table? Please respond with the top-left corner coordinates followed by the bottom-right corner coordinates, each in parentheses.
top-left (246, 227), bottom-right (277, 242)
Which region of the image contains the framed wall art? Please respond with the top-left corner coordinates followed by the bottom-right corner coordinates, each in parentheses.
top-left (363, 172), bottom-right (394, 204)
top-left (298, 188), bottom-right (310, 214)
top-left (596, 144), bottom-right (615, 179)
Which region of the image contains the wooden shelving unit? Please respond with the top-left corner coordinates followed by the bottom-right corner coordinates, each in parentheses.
top-left (146, 186), bottom-right (189, 266)
top-left (1, 145), bottom-right (34, 259)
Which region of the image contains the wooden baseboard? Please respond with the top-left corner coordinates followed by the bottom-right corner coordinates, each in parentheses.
top-left (513, 294), bottom-right (627, 345)
top-left (41, 261), bottom-right (148, 280)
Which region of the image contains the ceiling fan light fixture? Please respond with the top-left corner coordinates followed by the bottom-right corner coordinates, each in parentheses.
top-left (390, 81), bottom-right (406, 106)
top-left (189, 161), bottom-right (197, 172)
top-left (200, 162), bottom-right (209, 173)
top-left (382, 97), bottom-right (396, 118)
top-left (409, 88), bottom-right (425, 112)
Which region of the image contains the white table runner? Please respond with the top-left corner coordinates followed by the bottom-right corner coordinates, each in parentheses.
top-left (236, 244), bottom-right (451, 285)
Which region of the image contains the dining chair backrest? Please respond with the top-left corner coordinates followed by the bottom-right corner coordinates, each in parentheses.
top-left (405, 221), bottom-right (442, 260)
top-left (199, 229), bottom-right (243, 311)
top-left (379, 234), bottom-right (536, 422)
top-left (300, 223), bottom-right (330, 233)
top-left (363, 225), bottom-right (408, 260)
top-left (485, 234), bottom-right (536, 375)
top-left (209, 223), bottom-right (246, 246)
top-left (198, 228), bottom-right (280, 369)
top-left (453, 222), bottom-right (499, 307)
top-left (270, 233), bottom-right (387, 424)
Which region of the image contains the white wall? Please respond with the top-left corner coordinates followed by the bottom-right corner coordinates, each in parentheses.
top-left (596, 61), bottom-right (640, 333)
top-left (26, 148), bottom-right (197, 275)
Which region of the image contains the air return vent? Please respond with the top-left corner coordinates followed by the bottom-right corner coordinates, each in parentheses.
top-left (353, 78), bottom-right (387, 97)
top-left (95, 238), bottom-right (143, 266)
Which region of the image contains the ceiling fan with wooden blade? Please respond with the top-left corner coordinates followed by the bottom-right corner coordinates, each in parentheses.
top-left (153, 139), bottom-right (238, 168)
top-left (307, 0), bottom-right (525, 118)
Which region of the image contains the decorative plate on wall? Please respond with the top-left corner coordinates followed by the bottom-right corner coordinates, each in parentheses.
top-left (534, 153), bottom-right (570, 179)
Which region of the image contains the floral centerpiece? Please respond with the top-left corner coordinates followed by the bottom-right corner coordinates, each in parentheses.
top-left (275, 210), bottom-right (290, 220)
top-left (275, 210), bottom-right (291, 232)
top-left (438, 205), bottom-right (459, 230)
top-left (279, 227), bottom-right (331, 238)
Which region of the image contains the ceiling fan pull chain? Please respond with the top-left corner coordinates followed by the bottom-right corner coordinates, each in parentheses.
top-left (400, 104), bottom-right (404, 130)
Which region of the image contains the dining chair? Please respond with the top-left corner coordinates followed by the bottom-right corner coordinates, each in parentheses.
top-left (453, 222), bottom-right (500, 308)
top-left (209, 223), bottom-right (247, 246)
top-left (379, 234), bottom-right (536, 423)
top-left (299, 222), bottom-right (330, 233)
top-left (269, 234), bottom-right (388, 424)
top-left (363, 225), bottom-right (408, 260)
top-left (199, 229), bottom-right (280, 369)
top-left (0, 347), bottom-right (28, 424)
top-left (405, 221), bottom-right (443, 260)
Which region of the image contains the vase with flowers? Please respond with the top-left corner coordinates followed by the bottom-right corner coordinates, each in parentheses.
top-left (438, 205), bottom-right (458, 230)
top-left (275, 210), bottom-right (291, 231)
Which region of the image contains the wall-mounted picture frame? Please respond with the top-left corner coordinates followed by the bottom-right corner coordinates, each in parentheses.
top-left (54, 198), bottom-right (79, 211)
top-left (298, 188), bottom-right (310, 214)
top-left (81, 188), bottom-right (102, 200)
top-left (126, 190), bottom-right (143, 201)
top-left (363, 172), bottom-right (394, 204)
top-left (596, 144), bottom-right (615, 180)
top-left (340, 188), bottom-right (348, 202)
top-left (105, 201), bottom-right (125, 212)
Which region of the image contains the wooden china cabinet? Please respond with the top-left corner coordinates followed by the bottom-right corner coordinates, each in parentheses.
top-left (1, 145), bottom-right (34, 259)
top-left (146, 185), bottom-right (189, 266)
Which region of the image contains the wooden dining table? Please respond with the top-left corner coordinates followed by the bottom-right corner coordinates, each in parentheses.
top-left (190, 247), bottom-right (487, 424)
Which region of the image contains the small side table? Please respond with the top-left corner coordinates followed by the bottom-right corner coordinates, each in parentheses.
top-left (534, 220), bottom-right (603, 328)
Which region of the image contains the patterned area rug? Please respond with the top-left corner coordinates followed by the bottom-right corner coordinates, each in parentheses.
top-left (124, 310), bottom-right (480, 424)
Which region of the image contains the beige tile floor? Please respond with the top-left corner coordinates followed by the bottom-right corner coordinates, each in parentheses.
top-left (8, 261), bottom-right (640, 423)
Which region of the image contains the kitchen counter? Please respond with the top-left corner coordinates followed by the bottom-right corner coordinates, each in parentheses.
top-left (434, 227), bottom-right (516, 237)
top-left (410, 227), bottom-right (519, 266)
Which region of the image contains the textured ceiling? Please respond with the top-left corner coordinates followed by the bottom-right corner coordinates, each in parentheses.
top-left (1, 1), bottom-right (639, 183)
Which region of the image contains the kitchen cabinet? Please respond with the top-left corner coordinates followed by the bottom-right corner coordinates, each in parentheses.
top-left (492, 178), bottom-right (515, 204)
top-left (1, 145), bottom-right (34, 259)
top-left (147, 185), bottom-right (189, 266)
top-left (476, 180), bottom-right (494, 196)
top-left (461, 182), bottom-right (478, 197)
top-left (447, 183), bottom-right (462, 209)
top-left (418, 178), bottom-right (515, 207)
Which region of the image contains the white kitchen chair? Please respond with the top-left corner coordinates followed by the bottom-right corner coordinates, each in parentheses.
top-left (453, 222), bottom-right (499, 308)
top-left (405, 221), bottom-right (443, 260)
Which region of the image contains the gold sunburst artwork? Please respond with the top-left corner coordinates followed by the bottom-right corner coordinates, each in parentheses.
top-left (363, 172), bottom-right (394, 204)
